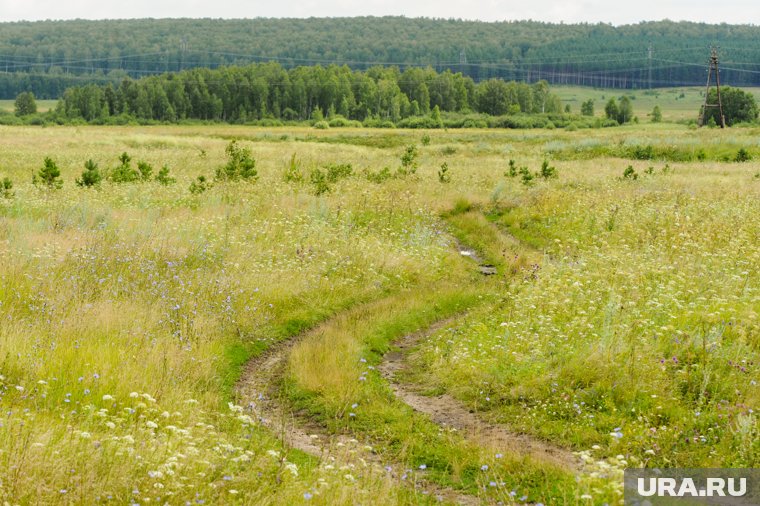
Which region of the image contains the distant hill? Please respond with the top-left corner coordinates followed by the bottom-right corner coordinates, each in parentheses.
top-left (1, 17), bottom-right (760, 98)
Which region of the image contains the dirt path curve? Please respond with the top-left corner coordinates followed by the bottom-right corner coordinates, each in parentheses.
top-left (377, 319), bottom-right (578, 471)
top-left (235, 314), bottom-right (481, 505)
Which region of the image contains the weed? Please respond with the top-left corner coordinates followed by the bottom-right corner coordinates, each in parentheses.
top-left (283, 153), bottom-right (303, 183)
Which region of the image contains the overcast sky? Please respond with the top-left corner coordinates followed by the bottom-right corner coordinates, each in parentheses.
top-left (0, 0), bottom-right (758, 25)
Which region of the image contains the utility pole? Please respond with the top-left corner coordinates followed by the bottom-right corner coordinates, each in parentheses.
top-left (647, 42), bottom-right (653, 90)
top-left (698, 46), bottom-right (726, 128)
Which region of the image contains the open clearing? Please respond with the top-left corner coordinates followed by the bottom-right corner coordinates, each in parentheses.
top-left (0, 124), bottom-right (758, 504)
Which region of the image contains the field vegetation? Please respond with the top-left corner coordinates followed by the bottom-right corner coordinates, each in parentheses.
top-left (0, 123), bottom-right (757, 504)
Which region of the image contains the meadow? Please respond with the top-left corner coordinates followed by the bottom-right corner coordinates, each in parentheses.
top-left (0, 122), bottom-right (757, 504)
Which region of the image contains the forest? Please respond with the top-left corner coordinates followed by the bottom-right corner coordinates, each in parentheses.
top-left (48, 63), bottom-right (567, 125)
top-left (2, 17), bottom-right (760, 98)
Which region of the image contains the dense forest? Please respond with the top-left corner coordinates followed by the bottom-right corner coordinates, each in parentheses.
top-left (50, 63), bottom-right (565, 125)
top-left (2, 17), bottom-right (760, 98)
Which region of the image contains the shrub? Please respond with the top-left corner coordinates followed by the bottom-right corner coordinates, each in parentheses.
top-left (189, 175), bottom-right (211, 194)
top-left (325, 163), bottom-right (353, 183)
top-left (310, 168), bottom-right (330, 196)
top-left (1, 177), bottom-right (14, 198)
top-left (399, 144), bottom-right (419, 175)
top-left (216, 140), bottom-right (257, 182)
top-left (506, 159), bottom-right (518, 177)
top-left (365, 167), bottom-right (392, 184)
top-left (539, 160), bottom-right (557, 179)
top-left (520, 166), bottom-right (534, 186)
top-left (156, 165), bottom-right (176, 185)
top-left (623, 165), bottom-right (639, 180)
top-left (76, 159), bottom-right (102, 187)
top-left (137, 161), bottom-right (153, 181)
top-left (735, 148), bottom-right (752, 163)
top-left (313, 120), bottom-right (330, 130)
top-left (110, 152), bottom-right (139, 183)
top-left (438, 162), bottom-right (451, 183)
top-left (33, 157), bottom-right (63, 189)
top-left (421, 134), bottom-right (431, 146)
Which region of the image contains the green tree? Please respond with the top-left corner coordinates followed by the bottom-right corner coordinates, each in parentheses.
top-left (33, 157), bottom-right (63, 189)
top-left (617, 96), bottom-right (633, 124)
top-left (701, 87), bottom-right (758, 126)
top-left (14, 91), bottom-right (37, 116)
top-left (580, 99), bottom-right (594, 116)
top-left (604, 98), bottom-right (619, 122)
top-left (76, 159), bottom-right (102, 187)
top-left (651, 105), bottom-right (662, 123)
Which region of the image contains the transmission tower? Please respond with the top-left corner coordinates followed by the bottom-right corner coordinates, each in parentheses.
top-left (698, 47), bottom-right (726, 128)
top-left (647, 42), bottom-right (653, 90)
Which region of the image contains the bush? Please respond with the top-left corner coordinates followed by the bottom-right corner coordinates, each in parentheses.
top-left (76, 159), bottom-right (102, 187)
top-left (735, 148), bottom-right (752, 163)
top-left (519, 166), bottom-right (534, 186)
top-left (623, 165), bottom-right (639, 180)
top-left (325, 163), bottom-right (353, 182)
top-left (137, 161), bottom-right (153, 181)
top-left (216, 140), bottom-right (257, 181)
top-left (1, 177), bottom-right (14, 198)
top-left (109, 152), bottom-right (139, 183)
top-left (399, 144), bottom-right (419, 175)
top-left (33, 157), bottom-right (63, 189)
top-left (364, 167), bottom-right (392, 184)
top-left (506, 159), bottom-right (518, 177)
top-left (156, 165), bottom-right (176, 185)
top-left (189, 175), bottom-right (211, 194)
top-left (438, 162), bottom-right (451, 183)
top-left (313, 120), bottom-right (330, 130)
top-left (539, 160), bottom-right (557, 179)
top-left (309, 168), bottom-right (330, 195)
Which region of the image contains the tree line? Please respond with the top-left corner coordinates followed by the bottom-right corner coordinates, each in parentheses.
top-left (2, 18), bottom-right (760, 98)
top-left (52, 63), bottom-right (563, 123)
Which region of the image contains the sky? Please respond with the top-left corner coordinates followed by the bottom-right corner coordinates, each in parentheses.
top-left (0, 0), bottom-right (758, 25)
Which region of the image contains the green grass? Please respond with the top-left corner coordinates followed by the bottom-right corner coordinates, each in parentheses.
top-left (554, 85), bottom-right (760, 121)
top-left (0, 99), bottom-right (57, 113)
top-left (0, 123), bottom-right (758, 504)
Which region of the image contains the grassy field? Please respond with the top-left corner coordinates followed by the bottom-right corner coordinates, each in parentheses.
top-left (0, 99), bottom-right (57, 113)
top-left (0, 123), bottom-right (758, 504)
top-left (554, 85), bottom-right (760, 121)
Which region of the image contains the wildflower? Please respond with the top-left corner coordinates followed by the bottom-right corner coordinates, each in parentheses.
top-left (79, 432), bottom-right (91, 439)
top-left (130, 392), bottom-right (139, 398)
top-left (146, 421), bottom-right (158, 429)
top-left (419, 464), bottom-right (427, 470)
top-left (580, 495), bottom-right (592, 500)
top-left (15, 385), bottom-right (23, 392)
top-left (495, 453), bottom-right (503, 459)
top-left (304, 492), bottom-right (313, 500)
top-left (102, 395), bottom-right (114, 402)
top-left (285, 463), bottom-right (298, 477)
top-left (229, 490), bottom-right (238, 495)
top-left (481, 465), bottom-right (489, 471)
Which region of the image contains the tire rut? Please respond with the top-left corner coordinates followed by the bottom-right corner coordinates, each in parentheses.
top-left (378, 320), bottom-right (579, 471)
top-left (235, 316), bottom-right (482, 505)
